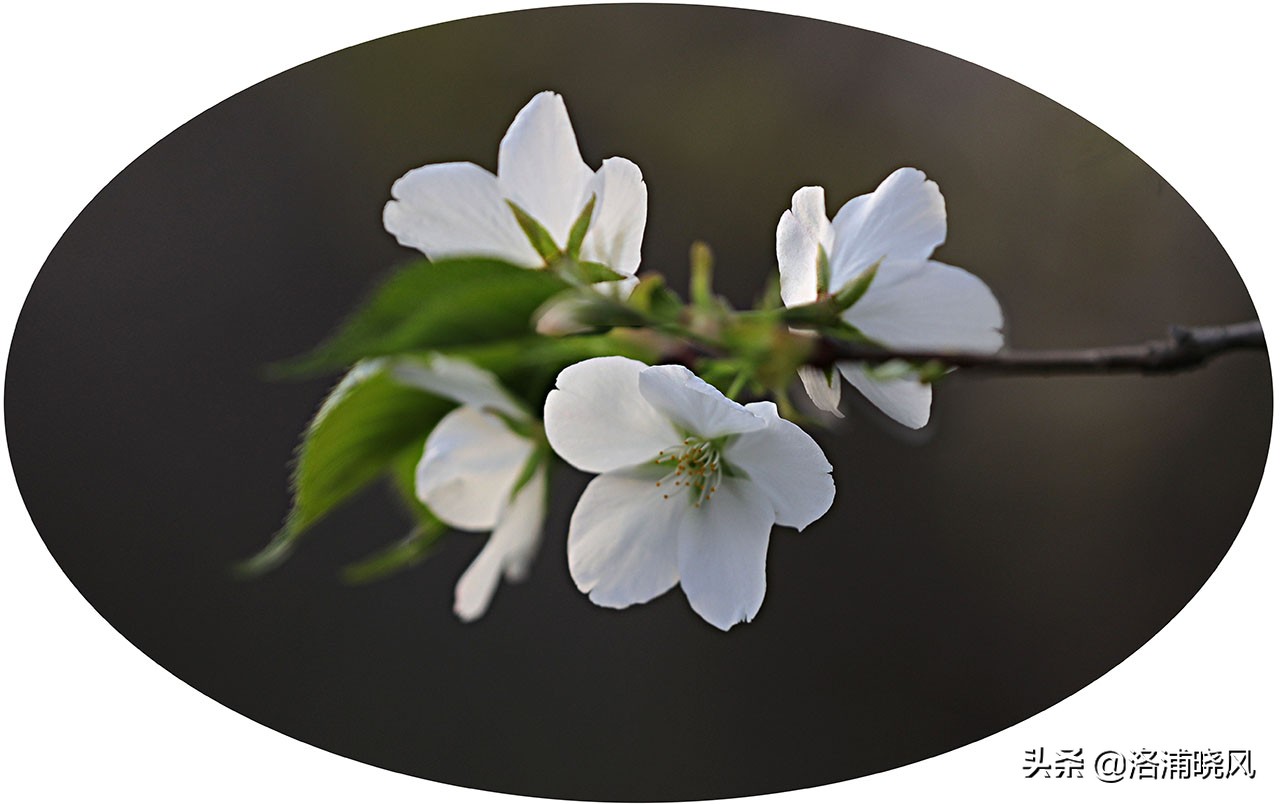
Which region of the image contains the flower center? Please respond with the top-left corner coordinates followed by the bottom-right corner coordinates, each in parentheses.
top-left (652, 437), bottom-right (723, 508)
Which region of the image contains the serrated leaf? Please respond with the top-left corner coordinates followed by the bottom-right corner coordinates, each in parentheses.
top-left (241, 330), bottom-right (661, 578)
top-left (238, 361), bottom-right (452, 575)
top-left (272, 258), bottom-right (569, 377)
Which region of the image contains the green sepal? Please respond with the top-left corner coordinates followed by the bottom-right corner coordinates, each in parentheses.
top-left (577, 261), bottom-right (627, 283)
top-left (820, 319), bottom-right (876, 343)
top-left (507, 201), bottom-right (562, 263)
top-left (694, 359), bottom-right (744, 395)
top-left (689, 241), bottom-right (715, 309)
top-left (233, 532), bottom-right (295, 578)
top-left (564, 195), bottom-right (596, 261)
top-left (916, 360), bottom-right (952, 384)
top-left (629, 274), bottom-right (685, 321)
top-left (832, 261), bottom-right (880, 311)
top-left (779, 301), bottom-right (839, 327)
top-left (755, 272), bottom-right (783, 312)
top-left (549, 257), bottom-right (625, 285)
top-left (493, 410), bottom-right (541, 441)
top-left (816, 246), bottom-right (832, 297)
top-left (863, 359), bottom-right (917, 382)
top-left (340, 520), bottom-right (448, 585)
top-left (508, 441), bottom-right (550, 503)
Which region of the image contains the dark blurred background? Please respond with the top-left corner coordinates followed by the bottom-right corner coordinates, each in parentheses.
top-left (5, 5), bottom-right (1270, 801)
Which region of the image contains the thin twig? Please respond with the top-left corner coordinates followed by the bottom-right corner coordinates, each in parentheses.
top-left (806, 320), bottom-right (1265, 375)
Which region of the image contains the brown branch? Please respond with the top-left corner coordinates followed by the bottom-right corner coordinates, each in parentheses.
top-left (806, 320), bottom-right (1266, 375)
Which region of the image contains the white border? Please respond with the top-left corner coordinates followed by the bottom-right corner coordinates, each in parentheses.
top-left (3, 2), bottom-right (1276, 802)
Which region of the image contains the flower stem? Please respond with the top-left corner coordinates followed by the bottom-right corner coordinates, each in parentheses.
top-left (805, 320), bottom-right (1265, 376)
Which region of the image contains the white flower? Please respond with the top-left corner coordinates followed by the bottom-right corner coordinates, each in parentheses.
top-left (543, 356), bottom-right (835, 631)
top-left (776, 168), bottom-right (1004, 428)
top-left (383, 91), bottom-right (647, 279)
top-left (394, 354), bottom-right (547, 622)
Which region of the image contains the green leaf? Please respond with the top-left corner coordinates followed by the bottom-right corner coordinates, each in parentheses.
top-left (396, 334), bottom-right (649, 408)
top-left (237, 360), bottom-right (452, 576)
top-left (341, 520), bottom-right (448, 585)
top-left (339, 415), bottom-right (450, 584)
top-left (240, 331), bottom-right (659, 578)
top-left (273, 258), bottom-right (569, 377)
top-left (507, 201), bottom-right (562, 263)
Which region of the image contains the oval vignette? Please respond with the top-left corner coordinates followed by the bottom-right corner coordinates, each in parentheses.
top-left (5, 5), bottom-right (1270, 801)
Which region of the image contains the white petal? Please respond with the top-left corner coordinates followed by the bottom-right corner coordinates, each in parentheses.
top-left (567, 468), bottom-right (683, 609)
top-left (497, 91), bottom-right (594, 245)
top-left (416, 407), bottom-right (533, 530)
top-left (843, 258), bottom-right (1005, 352)
top-left (828, 167), bottom-right (946, 290)
top-left (838, 362), bottom-right (933, 429)
top-left (391, 354), bottom-right (526, 419)
top-left (796, 365), bottom-right (843, 416)
top-left (776, 186), bottom-right (833, 307)
top-left (453, 467), bottom-right (546, 622)
top-left (451, 536), bottom-right (503, 623)
top-left (579, 157), bottom-right (647, 276)
top-left (383, 161), bottom-right (542, 267)
top-left (497, 466), bottom-right (548, 582)
top-left (544, 357), bottom-right (681, 474)
top-left (724, 402), bottom-right (835, 530)
top-left (790, 186), bottom-right (835, 253)
top-left (675, 477), bottom-right (775, 631)
top-left (637, 365), bottom-right (766, 439)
